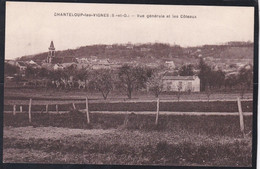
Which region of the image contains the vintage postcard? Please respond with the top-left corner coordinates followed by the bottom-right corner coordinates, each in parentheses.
top-left (3, 1), bottom-right (256, 167)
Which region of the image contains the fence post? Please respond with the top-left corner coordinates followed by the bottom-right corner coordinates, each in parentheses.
top-left (29, 98), bottom-right (32, 123)
top-left (237, 97), bottom-right (245, 137)
top-left (56, 104), bottom-right (59, 113)
top-left (13, 105), bottom-right (16, 116)
top-left (20, 106), bottom-right (22, 113)
top-left (155, 98), bottom-right (160, 125)
top-left (86, 97), bottom-right (90, 124)
top-left (73, 103), bottom-right (76, 110)
top-left (46, 104), bottom-right (48, 113)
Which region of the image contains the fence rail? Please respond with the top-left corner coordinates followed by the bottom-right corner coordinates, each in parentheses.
top-left (4, 100), bottom-right (253, 112)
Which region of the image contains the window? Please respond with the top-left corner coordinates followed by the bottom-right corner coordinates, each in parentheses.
top-left (187, 82), bottom-right (192, 90)
top-left (177, 81), bottom-right (183, 91)
top-left (167, 82), bottom-right (172, 91)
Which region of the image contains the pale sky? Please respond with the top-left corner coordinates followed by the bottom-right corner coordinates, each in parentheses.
top-left (5, 2), bottom-right (254, 60)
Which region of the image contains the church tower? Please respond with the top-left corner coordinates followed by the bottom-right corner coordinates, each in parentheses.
top-left (47, 41), bottom-right (55, 63)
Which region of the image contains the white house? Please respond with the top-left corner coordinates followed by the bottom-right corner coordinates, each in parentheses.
top-left (162, 75), bottom-right (200, 92)
top-left (165, 61), bottom-right (176, 69)
top-left (76, 58), bottom-right (89, 64)
top-left (53, 64), bottom-right (64, 70)
top-left (16, 62), bottom-right (27, 72)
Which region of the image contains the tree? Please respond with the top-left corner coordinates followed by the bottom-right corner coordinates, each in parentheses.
top-left (48, 70), bottom-right (63, 88)
top-left (4, 63), bottom-right (19, 76)
top-left (14, 74), bottom-right (23, 85)
top-left (76, 68), bottom-right (89, 89)
top-left (38, 68), bottom-right (49, 78)
top-left (60, 65), bottom-right (78, 89)
top-left (214, 70), bottom-right (225, 89)
top-left (237, 64), bottom-right (253, 98)
top-left (91, 69), bottom-right (114, 100)
top-left (179, 64), bottom-right (194, 76)
top-left (147, 69), bottom-right (164, 98)
top-left (198, 58), bottom-right (212, 91)
top-left (224, 73), bottom-right (237, 90)
top-left (118, 64), bottom-right (148, 99)
top-left (25, 66), bottom-right (37, 79)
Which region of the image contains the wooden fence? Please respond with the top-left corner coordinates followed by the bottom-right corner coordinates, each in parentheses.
top-left (7, 97), bottom-right (250, 135)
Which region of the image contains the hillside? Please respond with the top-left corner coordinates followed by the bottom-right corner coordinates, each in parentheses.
top-left (18, 42), bottom-right (254, 67)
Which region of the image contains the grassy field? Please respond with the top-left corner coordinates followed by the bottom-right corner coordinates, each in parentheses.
top-left (4, 88), bottom-right (253, 102)
top-left (3, 112), bottom-right (252, 166)
top-left (4, 100), bottom-right (253, 112)
top-left (4, 88), bottom-right (253, 112)
top-left (3, 88), bottom-right (254, 166)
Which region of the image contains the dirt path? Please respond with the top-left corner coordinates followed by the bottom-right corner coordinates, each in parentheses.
top-left (4, 126), bottom-right (115, 140)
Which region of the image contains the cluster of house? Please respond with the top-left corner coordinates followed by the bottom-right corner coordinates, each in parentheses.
top-left (5, 41), bottom-right (201, 92)
top-left (5, 59), bottom-right (40, 72)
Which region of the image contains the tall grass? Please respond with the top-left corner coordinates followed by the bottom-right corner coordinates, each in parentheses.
top-left (4, 112), bottom-right (252, 137)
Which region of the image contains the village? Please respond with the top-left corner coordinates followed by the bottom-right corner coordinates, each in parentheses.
top-left (4, 41), bottom-right (253, 100)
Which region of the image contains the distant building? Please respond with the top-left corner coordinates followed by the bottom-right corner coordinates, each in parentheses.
top-left (146, 63), bottom-right (158, 68)
top-left (27, 60), bottom-right (40, 68)
top-left (76, 63), bottom-right (90, 70)
top-left (162, 75), bottom-right (200, 92)
top-left (126, 43), bottom-right (134, 49)
top-left (16, 61), bottom-right (27, 72)
top-left (92, 60), bottom-right (110, 70)
top-left (76, 58), bottom-right (89, 63)
top-left (5, 60), bottom-right (16, 66)
top-left (106, 45), bottom-right (113, 49)
top-left (53, 64), bottom-right (64, 70)
top-left (47, 41), bottom-right (55, 63)
top-left (165, 61), bottom-right (175, 69)
top-left (140, 47), bottom-right (150, 52)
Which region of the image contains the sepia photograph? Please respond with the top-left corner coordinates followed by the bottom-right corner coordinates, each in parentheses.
top-left (3, 1), bottom-right (256, 167)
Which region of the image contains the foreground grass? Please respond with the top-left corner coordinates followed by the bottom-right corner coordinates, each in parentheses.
top-left (4, 112), bottom-right (252, 137)
top-left (4, 127), bottom-right (252, 166)
top-left (3, 112), bottom-right (253, 166)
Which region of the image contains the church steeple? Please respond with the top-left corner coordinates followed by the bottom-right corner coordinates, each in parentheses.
top-left (47, 41), bottom-right (55, 63)
top-left (49, 41), bottom-right (55, 50)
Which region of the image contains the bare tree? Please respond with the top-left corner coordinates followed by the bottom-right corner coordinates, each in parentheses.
top-left (147, 70), bottom-right (164, 98)
top-left (91, 69), bottom-right (114, 100)
top-left (76, 67), bottom-right (89, 89)
top-left (237, 64), bottom-right (253, 99)
top-left (118, 64), bottom-right (147, 99)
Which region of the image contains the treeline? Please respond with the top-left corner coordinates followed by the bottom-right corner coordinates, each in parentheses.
top-left (5, 58), bottom-right (253, 99)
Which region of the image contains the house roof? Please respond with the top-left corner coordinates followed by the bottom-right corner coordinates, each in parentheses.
top-left (29, 60), bottom-right (38, 65)
top-left (163, 76), bottom-right (198, 80)
top-left (17, 61), bottom-right (27, 67)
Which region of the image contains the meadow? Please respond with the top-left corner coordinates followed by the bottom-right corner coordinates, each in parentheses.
top-left (3, 88), bottom-right (254, 166)
top-left (3, 111), bottom-right (253, 166)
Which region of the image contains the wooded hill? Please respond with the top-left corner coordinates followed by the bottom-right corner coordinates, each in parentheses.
top-left (18, 42), bottom-right (254, 67)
